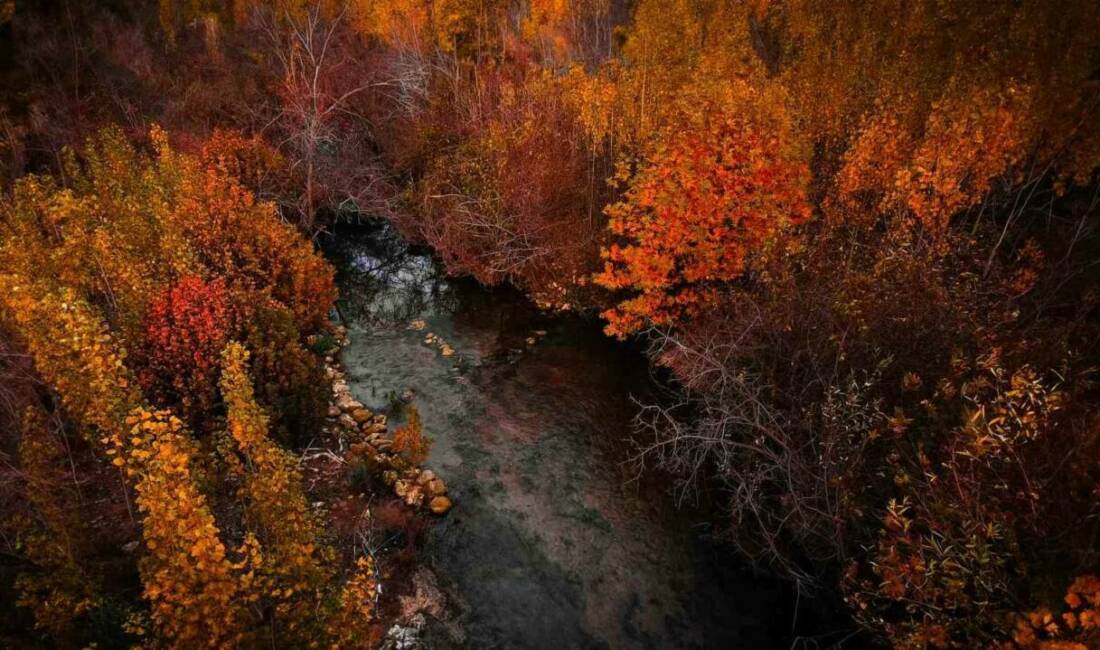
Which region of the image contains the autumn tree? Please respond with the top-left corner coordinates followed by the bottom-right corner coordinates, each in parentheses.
top-left (9, 407), bottom-right (101, 642)
top-left (0, 126), bottom-right (347, 646)
top-left (595, 111), bottom-right (811, 335)
top-left (140, 276), bottom-right (233, 429)
top-left (219, 342), bottom-right (335, 641)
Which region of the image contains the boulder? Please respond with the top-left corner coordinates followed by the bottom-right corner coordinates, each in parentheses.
top-left (351, 408), bottom-right (373, 424)
top-left (338, 414), bottom-right (357, 430)
top-left (428, 496), bottom-right (453, 515)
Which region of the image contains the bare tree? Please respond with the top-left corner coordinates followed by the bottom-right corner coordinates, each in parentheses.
top-left (258, 4), bottom-right (398, 233)
top-left (629, 299), bottom-right (880, 593)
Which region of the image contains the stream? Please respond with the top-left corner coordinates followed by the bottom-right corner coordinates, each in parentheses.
top-left (322, 222), bottom-right (848, 650)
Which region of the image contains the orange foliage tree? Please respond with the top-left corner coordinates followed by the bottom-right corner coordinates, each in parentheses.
top-left (595, 112), bottom-right (811, 335)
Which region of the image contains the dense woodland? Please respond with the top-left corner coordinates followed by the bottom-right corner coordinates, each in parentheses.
top-left (2, 0), bottom-right (1100, 647)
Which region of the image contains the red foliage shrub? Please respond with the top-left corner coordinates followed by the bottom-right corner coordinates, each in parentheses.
top-left (400, 66), bottom-right (609, 308)
top-left (140, 275), bottom-right (232, 429)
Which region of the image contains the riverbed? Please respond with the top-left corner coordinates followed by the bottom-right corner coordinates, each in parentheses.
top-left (322, 222), bottom-right (846, 650)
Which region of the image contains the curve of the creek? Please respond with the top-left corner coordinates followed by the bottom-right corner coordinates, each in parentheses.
top-left (322, 222), bottom-right (857, 650)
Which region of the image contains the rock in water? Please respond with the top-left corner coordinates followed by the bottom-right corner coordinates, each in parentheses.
top-left (428, 495), bottom-right (453, 515)
top-left (427, 478), bottom-right (447, 497)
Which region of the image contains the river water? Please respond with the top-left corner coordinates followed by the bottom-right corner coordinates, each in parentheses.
top-left (322, 223), bottom-right (846, 650)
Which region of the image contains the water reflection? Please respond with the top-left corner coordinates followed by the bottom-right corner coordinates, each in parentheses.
top-left (324, 222), bottom-right (457, 324)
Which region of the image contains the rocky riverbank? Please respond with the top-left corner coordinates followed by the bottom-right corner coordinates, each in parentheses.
top-left (317, 325), bottom-right (454, 518)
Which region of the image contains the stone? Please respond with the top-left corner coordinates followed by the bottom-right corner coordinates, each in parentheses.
top-left (352, 442), bottom-right (378, 458)
top-left (372, 414), bottom-right (387, 427)
top-left (398, 569), bottom-right (445, 619)
top-left (381, 613), bottom-right (426, 650)
top-left (351, 408), bottom-right (373, 424)
top-left (338, 414), bottom-right (357, 430)
top-left (427, 478), bottom-right (447, 497)
top-left (366, 423), bottom-right (387, 435)
top-left (394, 479), bottom-right (411, 497)
top-left (327, 405), bottom-right (341, 418)
top-left (402, 486), bottom-right (425, 508)
top-left (416, 470), bottom-right (435, 485)
top-left (428, 496), bottom-right (453, 515)
top-left (341, 399), bottom-right (365, 413)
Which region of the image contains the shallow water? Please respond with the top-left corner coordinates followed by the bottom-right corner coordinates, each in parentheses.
top-left (322, 223), bottom-right (840, 650)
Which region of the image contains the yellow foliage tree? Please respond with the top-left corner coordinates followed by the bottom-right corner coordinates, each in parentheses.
top-left (219, 341), bottom-right (335, 641)
top-left (10, 407), bottom-right (100, 641)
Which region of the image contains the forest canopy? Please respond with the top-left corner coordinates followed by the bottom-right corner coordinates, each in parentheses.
top-left (1, 0), bottom-right (1100, 648)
